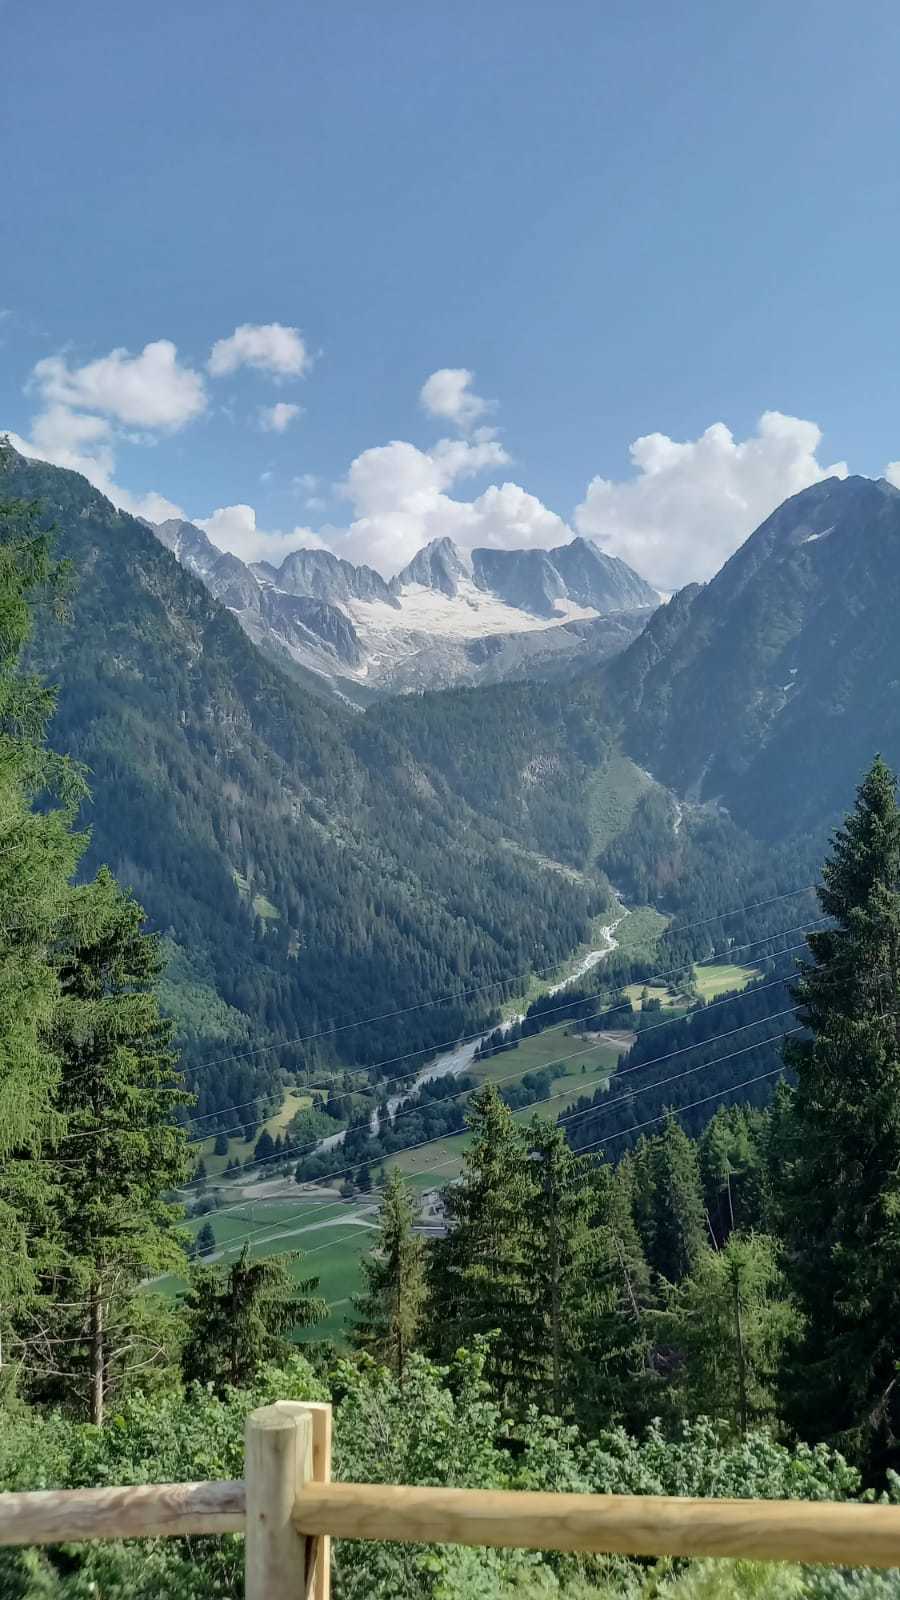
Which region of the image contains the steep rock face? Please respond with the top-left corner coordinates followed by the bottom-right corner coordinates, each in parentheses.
top-left (471, 547), bottom-right (567, 617)
top-left (550, 537), bottom-right (662, 611)
top-left (604, 474), bottom-right (900, 837)
top-left (392, 536), bottom-right (474, 597)
top-left (261, 547), bottom-right (398, 607)
top-left (258, 590), bottom-right (364, 667)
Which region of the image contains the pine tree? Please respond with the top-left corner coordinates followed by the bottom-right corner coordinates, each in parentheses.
top-left (778, 757), bottom-right (900, 1463)
top-left (425, 1085), bottom-right (538, 1408)
top-left (635, 1116), bottom-right (707, 1283)
top-left (581, 1158), bottom-right (659, 1430)
top-left (181, 1245), bottom-right (326, 1391)
top-left (193, 1220), bottom-right (216, 1259)
top-left (32, 869), bottom-right (192, 1424)
top-left (214, 1131), bottom-right (230, 1157)
top-left (522, 1123), bottom-right (602, 1417)
top-left (699, 1106), bottom-right (768, 1247)
top-left (254, 1129), bottom-right (275, 1162)
top-left (662, 1234), bottom-right (799, 1436)
top-left (351, 1168), bottom-right (425, 1379)
top-left (0, 495), bottom-right (88, 1342)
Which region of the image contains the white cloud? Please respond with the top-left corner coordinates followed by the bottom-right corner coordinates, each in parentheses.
top-left (259, 401), bottom-right (301, 433)
top-left (419, 368), bottom-right (492, 433)
top-left (574, 411), bottom-right (848, 589)
top-left (885, 461), bottom-right (900, 488)
top-left (196, 503), bottom-right (327, 566)
top-left (208, 322), bottom-right (312, 379)
top-left (32, 340), bottom-right (206, 428)
top-left (326, 433), bottom-right (572, 574)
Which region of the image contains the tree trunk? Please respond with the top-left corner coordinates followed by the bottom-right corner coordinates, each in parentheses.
top-left (90, 1282), bottom-right (104, 1427)
top-left (550, 1208), bottom-right (561, 1415)
top-left (732, 1265), bottom-right (748, 1436)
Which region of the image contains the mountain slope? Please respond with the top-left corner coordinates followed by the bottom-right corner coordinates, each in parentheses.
top-left (1, 443), bottom-right (602, 1117)
top-left (603, 474), bottom-right (900, 839)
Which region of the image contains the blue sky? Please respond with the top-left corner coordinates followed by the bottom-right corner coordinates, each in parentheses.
top-left (4, 0), bottom-right (900, 586)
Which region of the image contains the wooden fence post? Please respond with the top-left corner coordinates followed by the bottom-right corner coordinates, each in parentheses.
top-left (245, 1404), bottom-right (312, 1600)
top-left (277, 1401), bottom-right (332, 1600)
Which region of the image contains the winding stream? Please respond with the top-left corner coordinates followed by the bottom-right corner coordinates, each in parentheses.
top-left (318, 898), bottom-right (627, 1151)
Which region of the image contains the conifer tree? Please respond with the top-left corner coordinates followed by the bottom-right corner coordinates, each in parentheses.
top-left (581, 1158), bottom-right (659, 1429)
top-left (351, 1168), bottom-right (425, 1380)
top-left (662, 1233), bottom-right (799, 1435)
top-left (634, 1116), bottom-right (707, 1283)
top-left (699, 1106), bottom-right (767, 1246)
top-left (192, 1220), bottom-right (216, 1259)
top-left (522, 1123), bottom-right (602, 1416)
top-left (778, 757), bottom-right (900, 1463)
top-left (31, 869), bottom-right (192, 1423)
top-left (182, 1245), bottom-right (326, 1391)
top-left (425, 1085), bottom-right (538, 1408)
top-left (0, 497), bottom-right (87, 1333)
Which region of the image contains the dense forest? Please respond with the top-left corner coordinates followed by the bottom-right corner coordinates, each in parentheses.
top-left (3, 485), bottom-right (900, 1598)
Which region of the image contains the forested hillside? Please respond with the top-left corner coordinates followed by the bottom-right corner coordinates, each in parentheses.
top-left (0, 444), bottom-right (602, 1117)
top-left (602, 474), bottom-right (900, 840)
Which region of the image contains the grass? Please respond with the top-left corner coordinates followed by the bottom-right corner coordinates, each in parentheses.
top-left (625, 962), bottom-right (759, 1011)
top-left (614, 903), bottom-right (670, 955)
top-left (251, 893), bottom-right (280, 920)
top-left (693, 962), bottom-right (761, 1000)
top-left (385, 1020), bottom-right (627, 1187)
top-left (195, 1088), bottom-right (314, 1177)
top-left (157, 1192), bottom-right (375, 1342)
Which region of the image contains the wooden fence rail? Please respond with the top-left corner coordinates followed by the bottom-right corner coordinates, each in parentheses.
top-left (1, 1401), bottom-right (900, 1599)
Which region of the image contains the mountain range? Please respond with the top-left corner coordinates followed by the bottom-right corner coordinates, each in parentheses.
top-left (5, 438), bottom-right (900, 1126)
top-left (153, 519), bottom-right (660, 697)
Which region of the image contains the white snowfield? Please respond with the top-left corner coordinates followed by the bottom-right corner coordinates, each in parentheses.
top-left (348, 581), bottom-right (602, 643)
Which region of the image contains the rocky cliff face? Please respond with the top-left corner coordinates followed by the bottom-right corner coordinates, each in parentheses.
top-left (152, 522), bottom-right (659, 697)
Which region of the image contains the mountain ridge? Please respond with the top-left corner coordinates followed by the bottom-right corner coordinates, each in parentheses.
top-left (153, 518), bottom-right (660, 695)
top-left (602, 472), bottom-right (900, 837)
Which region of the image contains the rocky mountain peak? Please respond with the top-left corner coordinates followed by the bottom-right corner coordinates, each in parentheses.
top-left (392, 537), bottom-right (473, 597)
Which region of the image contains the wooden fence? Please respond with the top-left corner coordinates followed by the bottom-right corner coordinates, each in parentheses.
top-left (1, 1400), bottom-right (899, 1598)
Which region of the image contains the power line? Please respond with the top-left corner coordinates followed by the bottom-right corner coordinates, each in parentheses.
top-left (203, 1014), bottom-right (803, 1259)
top-left (179, 914), bottom-right (824, 1133)
top-left (172, 933), bottom-right (817, 1185)
top-left (173, 915), bottom-right (823, 1162)
top-left (158, 883), bottom-right (818, 1092)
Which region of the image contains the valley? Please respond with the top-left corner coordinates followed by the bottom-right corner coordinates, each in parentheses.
top-left (9, 15), bottom-right (900, 1599)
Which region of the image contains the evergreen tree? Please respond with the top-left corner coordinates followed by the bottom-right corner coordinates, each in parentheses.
top-left (254, 1128), bottom-right (275, 1162)
top-left (580, 1158), bottom-right (659, 1430)
top-left (425, 1085), bottom-right (538, 1408)
top-left (0, 500), bottom-right (87, 1329)
top-left (193, 1220), bottom-right (216, 1259)
top-left (662, 1233), bottom-right (799, 1436)
top-left (31, 868), bottom-right (192, 1424)
top-left (778, 757), bottom-right (900, 1464)
top-left (522, 1123), bottom-right (602, 1417)
top-left (214, 1131), bottom-right (230, 1157)
top-left (699, 1106), bottom-right (768, 1247)
top-left (181, 1245), bottom-right (326, 1391)
top-left (351, 1168), bottom-right (425, 1379)
top-left (634, 1116), bottom-right (707, 1283)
